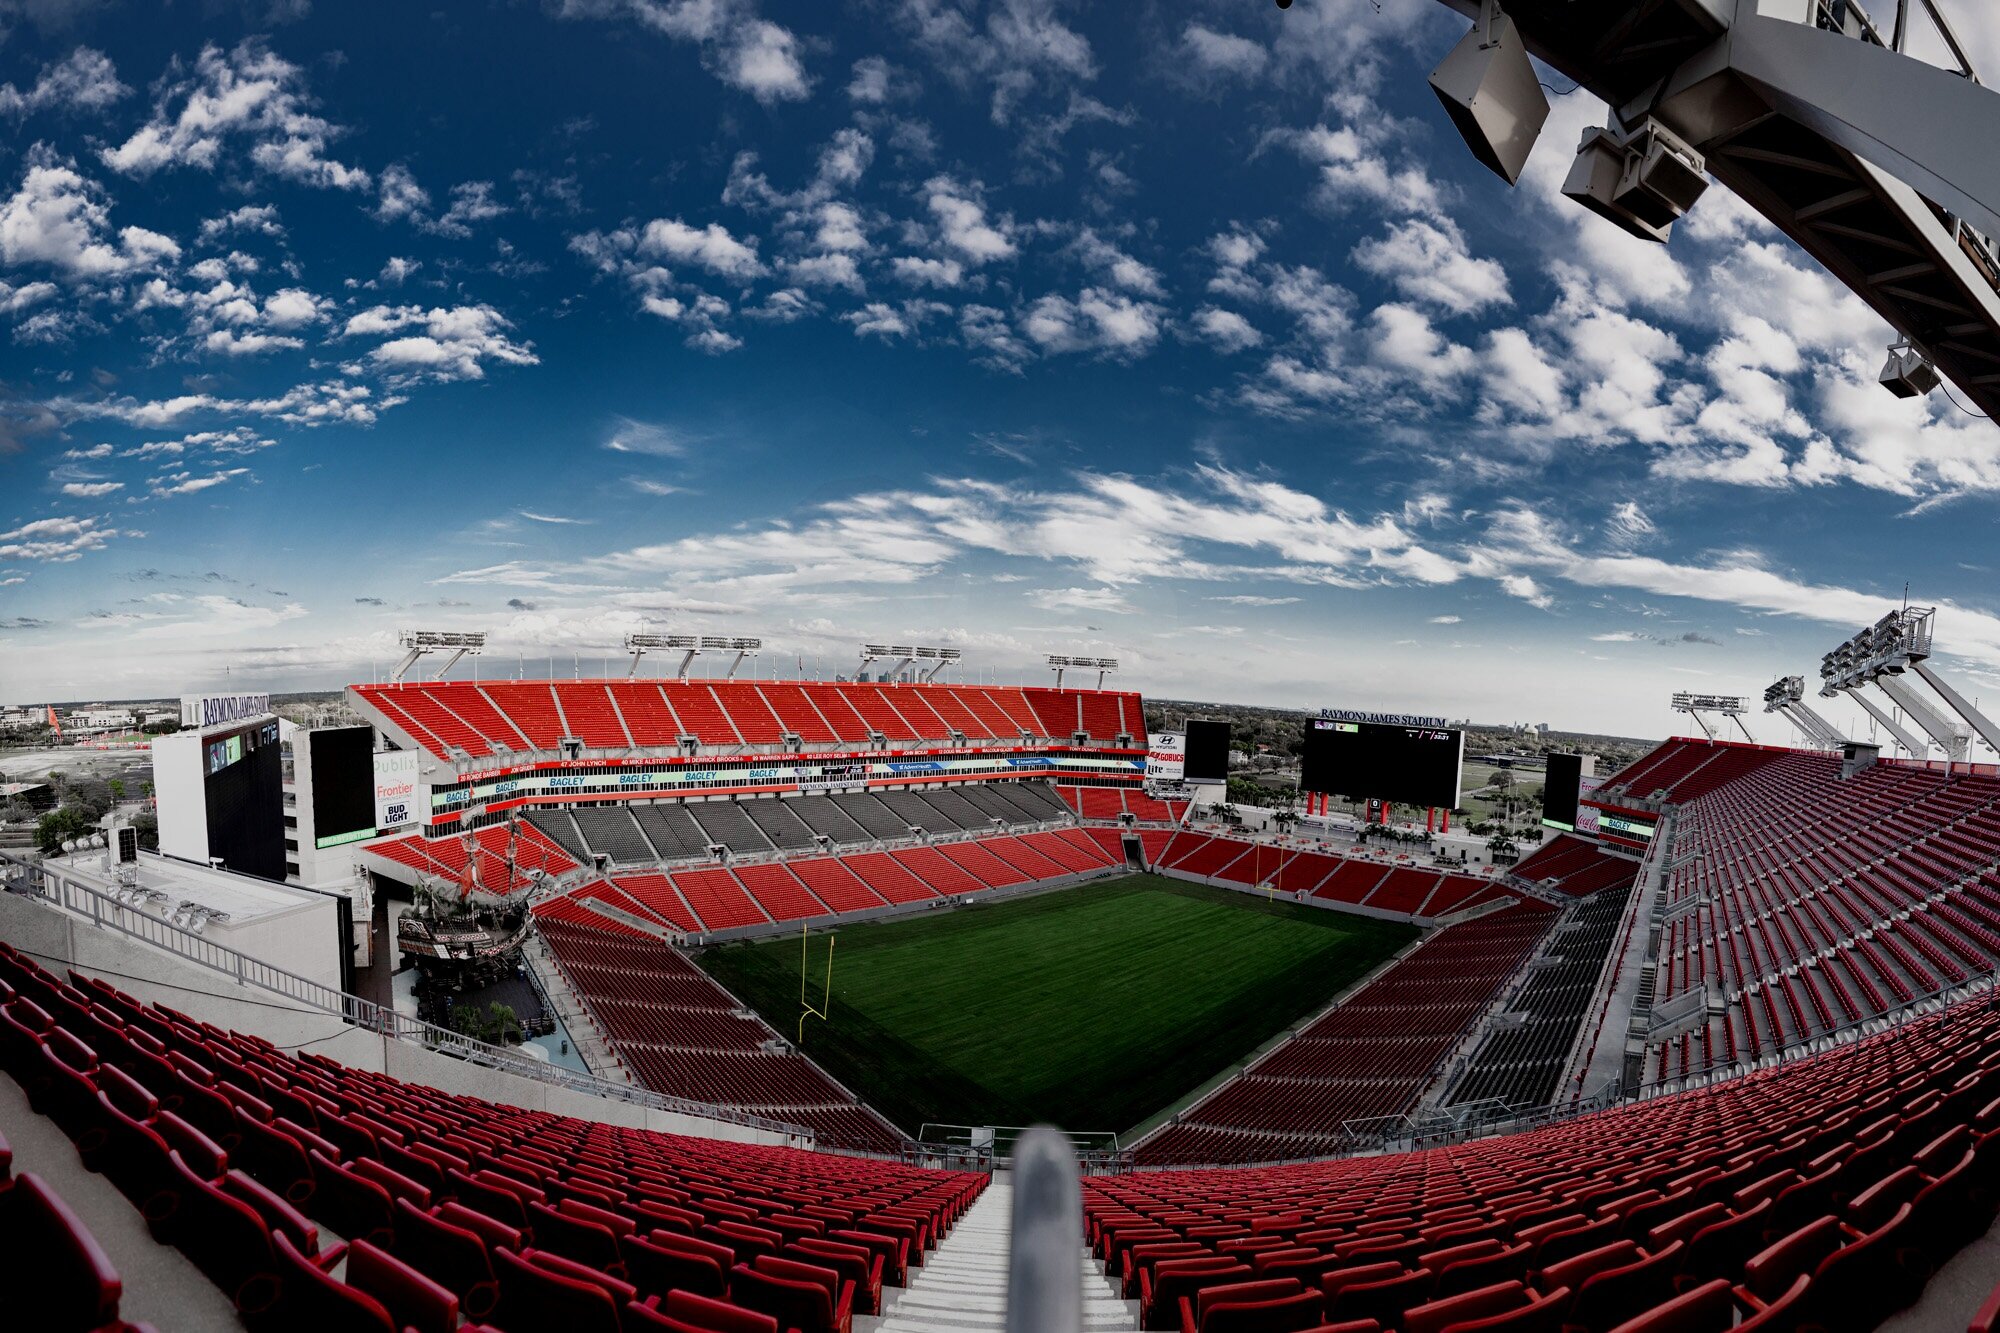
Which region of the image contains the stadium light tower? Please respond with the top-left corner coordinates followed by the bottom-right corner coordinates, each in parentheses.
top-left (393, 630), bottom-right (486, 683)
top-left (625, 631), bottom-right (697, 678)
top-left (1399, 0), bottom-right (2000, 418)
top-left (1047, 654), bottom-right (1118, 691)
top-left (913, 646), bottom-right (962, 683)
top-left (1670, 693), bottom-right (1754, 743)
top-left (698, 636), bottom-right (761, 680)
top-left (1762, 676), bottom-right (1847, 750)
top-left (1821, 610), bottom-right (1971, 764)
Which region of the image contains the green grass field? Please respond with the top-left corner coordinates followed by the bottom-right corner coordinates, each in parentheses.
top-left (696, 875), bottom-right (1418, 1139)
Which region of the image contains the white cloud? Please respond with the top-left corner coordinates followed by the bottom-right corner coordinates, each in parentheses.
top-left (565, 0), bottom-right (811, 103)
top-left (103, 42), bottom-right (369, 190)
top-left (1181, 24), bottom-right (1267, 81)
top-left (846, 56), bottom-right (907, 104)
top-left (0, 154), bottom-right (181, 279)
top-left (637, 218), bottom-right (765, 278)
top-left (1022, 287), bottom-right (1162, 357)
top-left (56, 380), bottom-right (389, 430)
top-left (150, 467), bottom-right (249, 497)
top-left (0, 278), bottom-right (58, 313)
top-left (892, 256), bottom-right (964, 289)
top-left (1070, 228), bottom-right (1163, 297)
top-left (204, 328), bottom-right (304, 356)
top-left (925, 176), bottom-right (1015, 264)
top-left (345, 304), bottom-right (538, 381)
top-left (197, 204), bottom-right (282, 243)
top-left (1191, 306), bottom-right (1262, 354)
top-left (1429, 614), bottom-right (1461, 624)
top-left (58, 480), bottom-right (122, 497)
top-left (373, 163), bottom-right (430, 224)
top-left (1351, 218), bottom-right (1509, 315)
top-left (1498, 573), bottom-right (1554, 610)
top-left (0, 47), bottom-right (129, 118)
top-left (0, 514), bottom-right (125, 561)
top-left (431, 180), bottom-right (506, 237)
top-left (1031, 585), bottom-right (1134, 614)
top-left (602, 418), bottom-right (682, 456)
top-left (895, 0), bottom-right (1097, 125)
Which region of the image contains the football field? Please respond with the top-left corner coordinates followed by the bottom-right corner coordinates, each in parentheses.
top-left (696, 875), bottom-right (1418, 1139)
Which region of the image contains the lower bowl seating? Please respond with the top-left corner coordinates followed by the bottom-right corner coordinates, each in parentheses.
top-left (0, 942), bottom-right (982, 1333)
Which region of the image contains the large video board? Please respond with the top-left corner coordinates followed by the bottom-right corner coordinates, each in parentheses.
top-left (1542, 752), bottom-right (1584, 832)
top-left (1300, 717), bottom-right (1463, 809)
top-left (309, 726), bottom-right (377, 849)
top-left (204, 718), bottom-right (284, 880)
top-left (1184, 720), bottom-right (1231, 783)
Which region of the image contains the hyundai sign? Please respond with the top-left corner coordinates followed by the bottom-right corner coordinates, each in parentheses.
top-left (181, 693), bottom-right (273, 728)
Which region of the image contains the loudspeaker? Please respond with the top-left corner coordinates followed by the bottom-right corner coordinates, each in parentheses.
top-left (1428, 12), bottom-right (1550, 186)
top-left (1880, 346), bottom-right (1941, 398)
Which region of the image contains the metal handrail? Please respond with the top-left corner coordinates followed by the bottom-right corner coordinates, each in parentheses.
top-left (0, 851), bottom-right (811, 1141)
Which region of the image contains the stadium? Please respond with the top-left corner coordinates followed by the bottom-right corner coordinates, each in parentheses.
top-left (10, 2), bottom-right (2000, 1332)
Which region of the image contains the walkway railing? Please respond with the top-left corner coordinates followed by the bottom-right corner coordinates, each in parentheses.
top-left (0, 850), bottom-right (811, 1142)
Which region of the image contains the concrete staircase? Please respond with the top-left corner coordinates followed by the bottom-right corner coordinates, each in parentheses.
top-left (859, 1174), bottom-right (1139, 1332)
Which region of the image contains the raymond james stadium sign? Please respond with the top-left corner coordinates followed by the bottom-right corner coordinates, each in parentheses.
top-left (181, 693), bottom-right (273, 727)
top-left (1318, 708), bottom-right (1452, 729)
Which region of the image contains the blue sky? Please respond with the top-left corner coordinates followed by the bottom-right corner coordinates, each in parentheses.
top-left (4, 0), bottom-right (2000, 744)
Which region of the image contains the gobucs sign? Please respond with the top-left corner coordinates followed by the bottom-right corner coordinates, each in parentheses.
top-left (181, 693), bottom-right (272, 728)
top-left (1146, 732), bottom-right (1186, 782)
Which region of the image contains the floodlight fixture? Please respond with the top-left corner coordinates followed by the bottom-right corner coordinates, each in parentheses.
top-left (912, 645), bottom-right (963, 682)
top-left (393, 629), bottom-right (487, 682)
top-left (1046, 653), bottom-right (1119, 690)
top-left (1672, 692), bottom-right (1753, 742)
top-left (696, 636), bottom-right (761, 679)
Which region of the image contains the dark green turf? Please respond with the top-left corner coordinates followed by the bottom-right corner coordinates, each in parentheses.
top-left (695, 875), bottom-right (1418, 1138)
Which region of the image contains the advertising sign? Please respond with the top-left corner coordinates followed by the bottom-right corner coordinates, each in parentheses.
top-left (1146, 732), bottom-right (1185, 783)
top-left (181, 693), bottom-right (273, 728)
top-left (373, 750), bottom-right (423, 831)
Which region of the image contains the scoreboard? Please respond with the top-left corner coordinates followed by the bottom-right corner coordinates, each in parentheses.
top-left (1301, 716), bottom-right (1463, 809)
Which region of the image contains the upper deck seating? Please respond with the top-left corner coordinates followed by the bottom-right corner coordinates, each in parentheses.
top-left (354, 679), bottom-right (1148, 763)
top-left (1632, 742), bottom-right (2000, 1081)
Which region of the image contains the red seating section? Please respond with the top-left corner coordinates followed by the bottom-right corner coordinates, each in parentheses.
top-left (0, 943), bottom-right (979, 1330)
top-left (1094, 974), bottom-right (2000, 1333)
top-left (1601, 738), bottom-right (1783, 806)
top-left (353, 680), bottom-right (1146, 761)
top-left (1150, 833), bottom-right (1507, 920)
top-left (1057, 785), bottom-right (1189, 825)
top-left (1510, 835), bottom-right (1641, 898)
top-left (535, 924), bottom-right (903, 1150)
top-left (365, 822), bottom-right (579, 896)
top-left (1634, 743), bottom-right (2000, 1082)
top-left (0, 1155), bottom-right (146, 1333)
top-left (1138, 902), bottom-right (1555, 1165)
